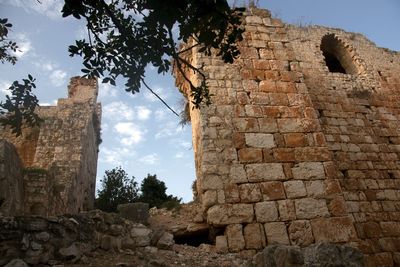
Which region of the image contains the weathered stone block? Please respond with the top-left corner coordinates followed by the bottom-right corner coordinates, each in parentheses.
top-left (215, 235), bottom-right (228, 253)
top-left (264, 222), bottom-right (290, 245)
top-left (246, 163), bottom-right (286, 182)
top-left (201, 175), bottom-right (224, 190)
top-left (226, 224), bottom-right (245, 252)
top-left (258, 118), bottom-right (278, 133)
top-left (238, 183), bottom-right (262, 203)
top-left (229, 164), bottom-right (248, 183)
top-left (305, 180), bottom-right (326, 198)
top-left (224, 184), bottom-right (240, 203)
top-left (284, 180), bottom-right (307, 198)
top-left (295, 198), bottom-right (329, 219)
top-left (260, 181), bottom-right (286, 200)
top-left (207, 204), bottom-right (254, 226)
top-left (255, 201), bottom-right (278, 222)
top-left (278, 199), bottom-right (296, 221)
top-left (288, 220), bottom-right (314, 246)
top-left (244, 223), bottom-right (264, 249)
top-left (202, 190), bottom-right (217, 209)
top-left (291, 162), bottom-right (325, 180)
top-left (238, 148), bottom-right (263, 163)
top-left (311, 216), bottom-right (357, 243)
top-left (245, 133), bottom-right (276, 148)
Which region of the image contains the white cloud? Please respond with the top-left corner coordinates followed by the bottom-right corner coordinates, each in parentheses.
top-left (155, 121), bottom-right (186, 139)
top-left (114, 122), bottom-right (145, 146)
top-left (175, 152), bottom-right (185, 159)
top-left (5, 0), bottom-right (64, 20)
top-left (33, 59), bottom-right (56, 72)
top-left (103, 101), bottom-right (134, 121)
top-left (49, 69), bottom-right (67, 87)
top-left (39, 100), bottom-right (57, 106)
top-left (98, 82), bottom-right (118, 100)
top-left (139, 153), bottom-right (159, 165)
top-left (155, 109), bottom-right (167, 120)
top-left (12, 34), bottom-right (32, 59)
top-left (99, 146), bottom-right (134, 166)
top-left (0, 80), bottom-right (12, 96)
top-left (136, 106), bottom-right (152, 121)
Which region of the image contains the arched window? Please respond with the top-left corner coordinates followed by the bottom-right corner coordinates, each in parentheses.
top-left (320, 34), bottom-right (358, 75)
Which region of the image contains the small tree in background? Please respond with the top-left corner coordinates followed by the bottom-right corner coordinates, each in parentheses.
top-left (95, 168), bottom-right (181, 212)
top-left (139, 174), bottom-right (181, 209)
top-left (95, 166), bottom-right (139, 212)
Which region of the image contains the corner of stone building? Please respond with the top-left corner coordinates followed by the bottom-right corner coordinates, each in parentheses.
top-left (67, 76), bottom-right (99, 104)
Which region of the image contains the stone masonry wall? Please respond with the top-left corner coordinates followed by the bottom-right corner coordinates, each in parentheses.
top-left (0, 77), bottom-right (101, 216)
top-left (175, 8), bottom-right (400, 266)
top-left (0, 140), bottom-right (24, 216)
top-left (287, 26), bottom-right (400, 266)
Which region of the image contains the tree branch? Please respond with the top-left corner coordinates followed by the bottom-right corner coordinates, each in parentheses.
top-left (141, 79), bottom-right (179, 117)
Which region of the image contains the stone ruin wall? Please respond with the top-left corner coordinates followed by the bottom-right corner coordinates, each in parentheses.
top-left (175, 8), bottom-right (400, 266)
top-left (0, 77), bottom-right (101, 217)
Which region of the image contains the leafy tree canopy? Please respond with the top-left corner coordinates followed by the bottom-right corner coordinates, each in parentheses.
top-left (1, 0), bottom-right (245, 135)
top-left (0, 19), bottom-right (41, 136)
top-left (62, 0), bottom-right (245, 108)
top-left (95, 166), bottom-right (140, 212)
top-left (139, 174), bottom-right (181, 209)
top-left (95, 167), bottom-right (181, 212)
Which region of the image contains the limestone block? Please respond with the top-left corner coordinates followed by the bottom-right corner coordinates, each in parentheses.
top-left (226, 224), bottom-right (245, 252)
top-left (255, 201), bottom-right (278, 222)
top-left (229, 164), bottom-right (248, 183)
top-left (245, 133), bottom-right (276, 148)
top-left (284, 180), bottom-right (307, 198)
top-left (288, 220), bottom-right (314, 246)
top-left (224, 184), bottom-right (240, 203)
top-left (305, 180), bottom-right (326, 198)
top-left (258, 118), bottom-right (278, 133)
top-left (130, 224), bottom-right (152, 246)
top-left (233, 118), bottom-right (259, 132)
top-left (201, 175), bottom-right (223, 190)
top-left (295, 198), bottom-right (329, 219)
top-left (277, 118), bottom-right (304, 133)
top-left (260, 181), bottom-right (286, 200)
top-left (156, 232), bottom-right (174, 250)
top-left (215, 235), bottom-right (228, 253)
top-left (202, 190), bottom-right (217, 209)
top-left (311, 216), bottom-right (357, 243)
top-left (277, 200), bottom-right (296, 222)
top-left (238, 183), bottom-right (262, 203)
top-left (246, 163), bottom-right (286, 182)
top-left (328, 196), bottom-right (348, 216)
top-left (264, 222), bottom-right (290, 245)
top-left (207, 204), bottom-right (254, 226)
top-left (246, 16), bottom-right (263, 25)
top-left (238, 148), bottom-right (263, 163)
top-left (291, 162), bottom-right (325, 180)
top-left (244, 223), bottom-right (264, 249)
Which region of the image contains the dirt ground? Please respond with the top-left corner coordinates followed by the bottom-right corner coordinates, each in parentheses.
top-left (64, 244), bottom-right (253, 267)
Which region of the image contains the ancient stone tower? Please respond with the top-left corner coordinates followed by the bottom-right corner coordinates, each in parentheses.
top-left (175, 8), bottom-right (400, 266)
top-left (0, 77), bottom-right (101, 217)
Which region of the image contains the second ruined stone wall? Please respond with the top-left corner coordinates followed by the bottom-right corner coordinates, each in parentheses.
top-left (0, 77), bottom-right (101, 216)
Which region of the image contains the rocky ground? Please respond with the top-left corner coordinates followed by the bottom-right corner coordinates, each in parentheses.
top-left (63, 244), bottom-right (252, 267)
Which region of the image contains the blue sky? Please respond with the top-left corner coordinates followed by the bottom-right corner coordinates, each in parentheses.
top-left (0, 0), bottom-right (399, 202)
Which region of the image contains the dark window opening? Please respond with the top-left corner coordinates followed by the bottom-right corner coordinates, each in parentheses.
top-left (320, 34), bottom-right (358, 75)
top-left (323, 51), bottom-right (347, 73)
